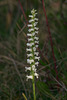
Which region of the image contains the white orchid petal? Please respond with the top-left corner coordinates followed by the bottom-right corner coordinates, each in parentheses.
top-left (25, 67), bottom-right (31, 71)
top-left (27, 54), bottom-right (33, 57)
top-left (35, 41), bottom-right (39, 44)
top-left (27, 59), bottom-right (34, 64)
top-left (35, 62), bottom-right (39, 66)
top-left (34, 18), bottom-right (38, 21)
top-left (28, 24), bottom-right (32, 27)
top-left (29, 19), bottom-right (34, 23)
top-left (28, 28), bottom-right (34, 32)
top-left (29, 15), bottom-right (33, 18)
top-left (34, 27), bottom-right (39, 30)
top-left (28, 38), bottom-right (33, 42)
top-left (34, 73), bottom-right (39, 78)
top-left (34, 37), bottom-right (39, 40)
top-left (26, 75), bottom-right (33, 80)
top-left (35, 57), bottom-right (40, 61)
top-left (26, 48), bottom-right (32, 52)
top-left (35, 31), bottom-right (38, 34)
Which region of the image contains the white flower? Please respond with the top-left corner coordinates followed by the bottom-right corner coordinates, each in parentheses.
top-left (34, 37), bottom-right (39, 40)
top-left (27, 32), bottom-right (35, 37)
top-left (27, 43), bottom-right (34, 47)
top-left (34, 22), bottom-right (38, 26)
top-left (34, 27), bottom-right (39, 30)
top-left (26, 48), bottom-right (32, 52)
top-left (34, 52), bottom-right (39, 56)
top-left (27, 59), bottom-right (34, 64)
top-left (35, 31), bottom-right (38, 34)
top-left (28, 38), bottom-right (33, 42)
top-left (25, 67), bottom-right (31, 71)
top-left (34, 18), bottom-right (38, 21)
top-left (31, 9), bottom-right (37, 13)
top-left (29, 15), bottom-right (33, 18)
top-left (26, 75), bottom-right (33, 80)
top-left (28, 24), bottom-right (33, 27)
top-left (31, 43), bottom-right (35, 46)
top-left (35, 13), bottom-right (37, 15)
top-left (34, 73), bottom-right (39, 78)
top-left (35, 41), bottom-right (39, 44)
top-left (32, 68), bottom-right (37, 72)
top-left (32, 32), bottom-right (35, 36)
top-left (29, 19), bottom-right (34, 23)
top-left (28, 28), bottom-right (34, 32)
top-left (27, 33), bottom-right (32, 37)
top-left (32, 65), bottom-right (35, 68)
top-left (27, 54), bottom-right (33, 57)
top-left (28, 23), bottom-right (38, 27)
top-left (33, 47), bottom-right (36, 51)
top-left (35, 45), bottom-right (38, 48)
top-left (35, 57), bottom-right (40, 61)
top-left (32, 65), bottom-right (36, 72)
top-left (27, 43), bottom-right (32, 47)
top-left (27, 43), bottom-right (31, 47)
top-left (35, 62), bottom-right (39, 66)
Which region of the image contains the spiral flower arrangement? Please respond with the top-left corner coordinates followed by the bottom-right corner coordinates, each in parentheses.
top-left (25, 9), bottom-right (40, 100)
top-left (26, 9), bottom-right (40, 80)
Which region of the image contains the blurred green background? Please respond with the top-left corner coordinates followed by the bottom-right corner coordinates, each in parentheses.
top-left (0, 0), bottom-right (67, 100)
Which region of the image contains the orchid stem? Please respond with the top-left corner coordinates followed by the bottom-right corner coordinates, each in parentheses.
top-left (32, 76), bottom-right (36, 100)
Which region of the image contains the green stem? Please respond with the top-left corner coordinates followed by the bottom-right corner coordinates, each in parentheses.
top-left (32, 76), bottom-right (36, 100)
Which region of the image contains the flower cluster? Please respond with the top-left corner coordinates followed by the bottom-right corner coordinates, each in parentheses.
top-left (26, 9), bottom-right (40, 81)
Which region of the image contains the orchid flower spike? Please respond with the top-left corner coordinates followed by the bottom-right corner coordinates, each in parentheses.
top-left (26, 9), bottom-right (40, 81)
